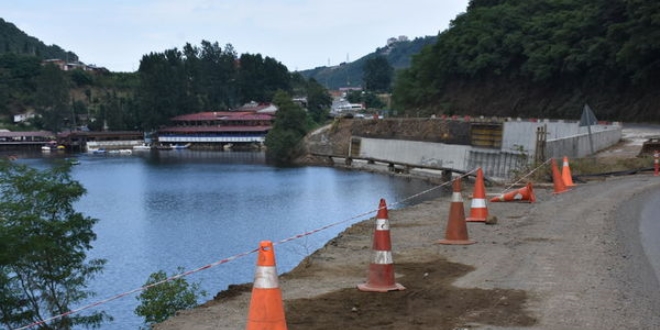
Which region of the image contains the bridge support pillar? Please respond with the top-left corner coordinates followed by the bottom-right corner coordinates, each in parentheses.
top-left (345, 157), bottom-right (352, 166)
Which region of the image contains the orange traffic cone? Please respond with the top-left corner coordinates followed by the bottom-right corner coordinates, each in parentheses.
top-left (466, 168), bottom-right (488, 222)
top-left (551, 158), bottom-right (570, 194)
top-left (437, 178), bottom-right (475, 245)
top-left (490, 182), bottom-right (536, 203)
top-left (246, 241), bottom-right (287, 330)
top-left (561, 156), bottom-right (576, 187)
top-left (358, 199), bottom-right (405, 292)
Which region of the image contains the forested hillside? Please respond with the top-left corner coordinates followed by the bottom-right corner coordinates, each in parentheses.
top-left (393, 0), bottom-right (660, 122)
top-left (0, 36), bottom-right (329, 133)
top-left (0, 18), bottom-right (77, 61)
top-left (299, 36), bottom-right (437, 90)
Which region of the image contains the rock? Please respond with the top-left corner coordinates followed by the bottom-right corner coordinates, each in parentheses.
top-left (485, 215), bottom-right (498, 225)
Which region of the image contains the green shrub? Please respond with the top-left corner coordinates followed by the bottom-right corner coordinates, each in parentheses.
top-left (135, 267), bottom-right (206, 326)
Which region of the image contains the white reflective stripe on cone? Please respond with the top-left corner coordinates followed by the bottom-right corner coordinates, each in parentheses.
top-left (253, 266), bottom-right (279, 289)
top-left (371, 250), bottom-right (394, 264)
top-left (451, 192), bottom-right (463, 202)
top-left (375, 218), bottom-right (390, 231)
top-left (471, 198), bottom-right (486, 208)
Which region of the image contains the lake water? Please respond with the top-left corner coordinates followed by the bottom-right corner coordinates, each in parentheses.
top-left (15, 150), bottom-right (447, 329)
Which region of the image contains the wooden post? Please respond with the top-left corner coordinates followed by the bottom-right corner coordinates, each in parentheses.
top-left (535, 125), bottom-right (547, 164)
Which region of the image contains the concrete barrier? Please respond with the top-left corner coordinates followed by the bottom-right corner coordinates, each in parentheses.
top-left (546, 127), bottom-right (622, 158)
top-left (313, 119), bottom-right (622, 180)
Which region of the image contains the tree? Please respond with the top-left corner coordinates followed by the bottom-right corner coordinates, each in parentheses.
top-left (0, 160), bottom-right (109, 330)
top-left (135, 268), bottom-right (206, 326)
top-left (34, 63), bottom-right (70, 132)
top-left (305, 78), bottom-right (332, 123)
top-left (196, 41), bottom-right (239, 110)
top-left (362, 92), bottom-right (386, 109)
top-left (0, 54), bottom-right (41, 116)
top-left (265, 90), bottom-right (309, 164)
top-left (363, 55), bottom-right (393, 92)
top-left (137, 49), bottom-right (188, 130)
top-left (346, 90), bottom-right (385, 109)
top-left (238, 54), bottom-right (292, 104)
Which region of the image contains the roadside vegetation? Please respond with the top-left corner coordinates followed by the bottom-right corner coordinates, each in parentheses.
top-left (135, 268), bottom-right (206, 328)
top-left (0, 159), bottom-right (110, 329)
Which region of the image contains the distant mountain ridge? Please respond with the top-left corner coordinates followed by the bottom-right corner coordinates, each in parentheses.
top-left (1, 16), bottom-right (435, 92)
top-left (0, 18), bottom-right (77, 61)
top-left (298, 36), bottom-right (437, 90)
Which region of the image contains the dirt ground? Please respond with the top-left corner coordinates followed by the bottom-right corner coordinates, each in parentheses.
top-left (154, 124), bottom-right (660, 330)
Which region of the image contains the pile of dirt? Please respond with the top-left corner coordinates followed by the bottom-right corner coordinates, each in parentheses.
top-left (284, 259), bottom-right (535, 329)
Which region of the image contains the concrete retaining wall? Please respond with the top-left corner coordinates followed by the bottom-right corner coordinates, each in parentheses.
top-left (501, 121), bottom-right (619, 154)
top-left (356, 138), bottom-right (529, 179)
top-left (353, 121), bottom-right (621, 179)
top-left (546, 127), bottom-right (622, 158)
top-left (357, 138), bottom-right (471, 170)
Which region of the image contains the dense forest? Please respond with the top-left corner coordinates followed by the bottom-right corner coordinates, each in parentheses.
top-left (393, 0), bottom-right (660, 122)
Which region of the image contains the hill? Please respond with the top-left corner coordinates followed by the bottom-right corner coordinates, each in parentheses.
top-left (392, 0), bottom-right (660, 122)
top-left (0, 18), bottom-right (77, 61)
top-left (298, 36), bottom-right (437, 90)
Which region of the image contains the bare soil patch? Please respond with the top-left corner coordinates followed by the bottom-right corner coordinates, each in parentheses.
top-left (285, 259), bottom-right (535, 330)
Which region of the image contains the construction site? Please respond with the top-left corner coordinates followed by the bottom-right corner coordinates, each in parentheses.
top-left (154, 122), bottom-right (660, 329)
top-left (305, 116), bottom-right (622, 180)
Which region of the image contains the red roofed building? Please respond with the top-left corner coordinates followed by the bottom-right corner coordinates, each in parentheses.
top-left (156, 105), bottom-right (277, 148)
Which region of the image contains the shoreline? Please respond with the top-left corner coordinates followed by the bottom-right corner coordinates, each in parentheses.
top-left (155, 174), bottom-right (660, 329)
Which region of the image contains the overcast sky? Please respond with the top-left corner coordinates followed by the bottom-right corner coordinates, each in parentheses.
top-left (1, 0), bottom-right (469, 72)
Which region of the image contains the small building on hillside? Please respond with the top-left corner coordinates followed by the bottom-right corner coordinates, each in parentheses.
top-left (13, 112), bottom-right (35, 123)
top-left (42, 59), bottom-right (108, 73)
top-left (237, 101), bottom-right (278, 114)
